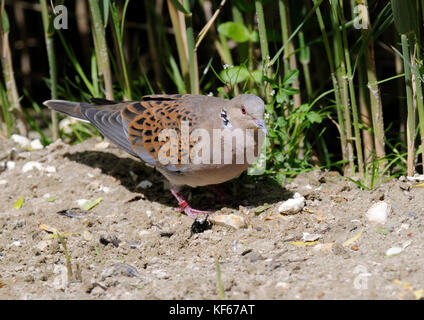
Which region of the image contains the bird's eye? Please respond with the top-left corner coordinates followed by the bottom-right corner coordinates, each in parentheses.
top-left (241, 105), bottom-right (247, 115)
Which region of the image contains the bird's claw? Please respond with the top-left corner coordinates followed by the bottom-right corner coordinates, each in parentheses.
top-left (174, 201), bottom-right (213, 219)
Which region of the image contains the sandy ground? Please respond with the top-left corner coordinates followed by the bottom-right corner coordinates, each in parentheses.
top-left (0, 137), bottom-right (423, 300)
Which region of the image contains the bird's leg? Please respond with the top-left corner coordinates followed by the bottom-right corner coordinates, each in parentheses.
top-left (170, 188), bottom-right (213, 219)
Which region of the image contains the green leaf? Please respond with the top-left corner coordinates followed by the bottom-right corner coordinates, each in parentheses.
top-left (169, 0), bottom-right (190, 14)
top-left (1, 8), bottom-right (10, 33)
top-left (220, 66), bottom-right (261, 84)
top-left (391, 0), bottom-right (419, 35)
top-left (99, 0), bottom-right (110, 27)
top-left (251, 70), bottom-right (263, 83)
top-left (218, 22), bottom-right (251, 43)
top-left (220, 66), bottom-right (249, 83)
top-left (276, 93), bottom-right (287, 104)
top-left (14, 197), bottom-right (24, 209)
top-left (282, 87), bottom-right (300, 96)
top-left (81, 197), bottom-right (102, 211)
top-left (306, 111), bottom-right (323, 123)
top-left (283, 70), bottom-right (299, 86)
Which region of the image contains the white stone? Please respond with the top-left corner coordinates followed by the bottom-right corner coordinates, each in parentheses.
top-left (276, 282), bottom-right (290, 290)
top-left (6, 161), bottom-right (15, 170)
top-left (101, 186), bottom-right (111, 193)
top-left (137, 180), bottom-right (152, 189)
top-left (52, 265), bottom-right (68, 290)
top-left (59, 117), bottom-right (80, 134)
top-left (22, 161), bottom-right (43, 173)
top-left (278, 193), bottom-right (305, 215)
top-left (209, 214), bottom-right (247, 229)
top-left (30, 139), bottom-right (44, 150)
top-left (386, 247), bottom-right (402, 256)
top-left (36, 240), bottom-right (50, 252)
top-left (11, 134), bottom-right (30, 148)
top-left (139, 230), bottom-right (151, 237)
top-left (95, 141), bottom-right (110, 150)
top-left (302, 232), bottom-right (322, 242)
top-left (11, 241), bottom-right (21, 247)
top-left (366, 201), bottom-right (391, 224)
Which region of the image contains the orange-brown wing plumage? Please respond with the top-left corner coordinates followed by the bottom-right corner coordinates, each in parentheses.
top-left (122, 96), bottom-right (199, 168)
top-left (45, 95), bottom-right (201, 170)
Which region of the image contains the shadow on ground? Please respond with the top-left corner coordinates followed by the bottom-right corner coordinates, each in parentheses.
top-left (65, 150), bottom-right (292, 210)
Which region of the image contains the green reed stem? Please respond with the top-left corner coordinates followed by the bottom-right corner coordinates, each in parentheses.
top-left (0, 0), bottom-right (27, 136)
top-left (110, 0), bottom-right (131, 100)
top-left (331, 0), bottom-right (354, 176)
top-left (361, 0), bottom-right (386, 170)
top-left (401, 35), bottom-right (415, 176)
top-left (341, 0), bottom-right (364, 176)
top-left (255, 0), bottom-right (272, 101)
top-left (88, 0), bottom-right (114, 100)
top-left (40, 0), bottom-right (59, 140)
top-left (183, 0), bottom-right (199, 94)
top-left (414, 40), bottom-right (424, 173)
top-left (279, 0), bottom-right (291, 75)
top-left (314, 0), bottom-right (348, 173)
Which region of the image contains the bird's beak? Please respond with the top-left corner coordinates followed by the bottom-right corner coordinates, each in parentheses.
top-left (254, 119), bottom-right (269, 137)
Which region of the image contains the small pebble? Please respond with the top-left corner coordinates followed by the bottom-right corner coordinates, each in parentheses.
top-left (22, 161), bottom-right (43, 173)
top-left (386, 247), bottom-right (402, 256)
top-left (57, 208), bottom-right (88, 218)
top-left (11, 134), bottom-right (30, 148)
top-left (407, 212), bottom-right (418, 219)
top-left (6, 161), bottom-right (15, 170)
top-left (100, 234), bottom-right (121, 247)
top-left (94, 141), bottom-right (110, 150)
top-left (83, 231), bottom-right (93, 241)
top-left (209, 214), bottom-right (247, 229)
top-left (366, 201), bottom-right (391, 224)
top-left (101, 263), bottom-right (140, 279)
top-left (278, 193), bottom-right (305, 215)
top-left (36, 240), bottom-right (50, 252)
top-left (302, 232), bottom-right (322, 242)
top-left (137, 180), bottom-right (152, 189)
top-left (247, 251), bottom-right (265, 263)
top-left (276, 282), bottom-right (290, 290)
top-left (30, 139), bottom-right (44, 150)
top-left (128, 241), bottom-right (141, 249)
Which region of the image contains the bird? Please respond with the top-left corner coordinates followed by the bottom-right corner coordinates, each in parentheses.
top-left (44, 94), bottom-right (268, 218)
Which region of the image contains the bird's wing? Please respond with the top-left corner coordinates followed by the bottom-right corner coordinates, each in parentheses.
top-left (45, 96), bottom-right (203, 170)
top-left (120, 97), bottom-right (200, 171)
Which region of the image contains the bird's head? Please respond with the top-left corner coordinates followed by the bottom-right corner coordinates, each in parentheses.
top-left (225, 94), bottom-right (268, 136)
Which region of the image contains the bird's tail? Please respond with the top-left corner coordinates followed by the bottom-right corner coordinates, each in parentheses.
top-left (43, 100), bottom-right (87, 121)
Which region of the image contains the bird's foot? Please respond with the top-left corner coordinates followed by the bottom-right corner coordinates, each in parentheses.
top-left (171, 188), bottom-right (213, 219)
top-left (174, 202), bottom-right (213, 219)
